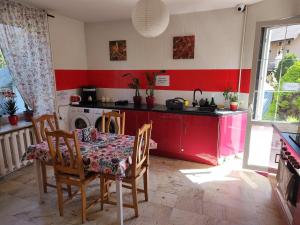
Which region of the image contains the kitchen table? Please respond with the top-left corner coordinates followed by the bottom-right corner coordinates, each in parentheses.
top-left (23, 130), bottom-right (157, 225)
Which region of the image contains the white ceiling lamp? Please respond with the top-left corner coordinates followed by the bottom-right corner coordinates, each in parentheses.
top-left (131, 0), bottom-right (170, 38)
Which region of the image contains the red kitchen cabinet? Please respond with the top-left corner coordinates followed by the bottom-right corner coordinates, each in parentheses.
top-left (181, 115), bottom-right (219, 165)
top-left (218, 113), bottom-right (247, 157)
top-left (121, 110), bottom-right (137, 135)
top-left (121, 110), bottom-right (149, 135)
top-left (149, 112), bottom-right (182, 156)
top-left (136, 111), bottom-right (149, 130)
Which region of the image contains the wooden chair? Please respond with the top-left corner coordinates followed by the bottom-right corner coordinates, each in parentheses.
top-left (101, 111), bottom-right (125, 135)
top-left (100, 122), bottom-right (152, 217)
top-left (45, 129), bottom-right (100, 223)
top-left (32, 113), bottom-right (60, 193)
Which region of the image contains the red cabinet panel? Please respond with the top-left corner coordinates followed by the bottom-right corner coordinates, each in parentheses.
top-left (121, 110), bottom-right (137, 136)
top-left (121, 110), bottom-right (149, 136)
top-left (181, 115), bottom-right (219, 165)
top-left (218, 113), bottom-right (247, 157)
top-left (136, 111), bottom-right (149, 130)
top-left (149, 112), bottom-right (182, 156)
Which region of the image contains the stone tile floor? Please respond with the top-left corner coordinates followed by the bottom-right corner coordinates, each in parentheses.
top-left (0, 156), bottom-right (285, 225)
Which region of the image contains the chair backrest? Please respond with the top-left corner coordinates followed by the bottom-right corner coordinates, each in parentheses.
top-left (45, 129), bottom-right (85, 180)
top-left (131, 122), bottom-right (152, 177)
top-left (101, 111), bottom-right (125, 135)
top-left (32, 113), bottom-right (59, 143)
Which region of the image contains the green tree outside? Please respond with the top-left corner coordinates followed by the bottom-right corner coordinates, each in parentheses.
top-left (264, 59), bottom-right (300, 121)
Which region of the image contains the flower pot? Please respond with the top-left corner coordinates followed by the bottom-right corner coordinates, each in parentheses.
top-left (133, 96), bottom-right (142, 107)
top-left (23, 110), bottom-right (34, 122)
top-left (146, 96), bottom-right (155, 108)
top-left (230, 102), bottom-right (238, 111)
top-left (8, 115), bottom-right (18, 126)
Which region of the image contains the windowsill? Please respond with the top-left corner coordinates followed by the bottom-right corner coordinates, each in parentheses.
top-left (0, 116), bottom-right (32, 135)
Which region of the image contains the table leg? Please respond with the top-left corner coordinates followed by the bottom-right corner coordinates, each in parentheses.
top-left (34, 160), bottom-right (44, 203)
top-left (116, 179), bottom-right (123, 225)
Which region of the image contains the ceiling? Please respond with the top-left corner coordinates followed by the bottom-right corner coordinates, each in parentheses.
top-left (20, 0), bottom-right (264, 23)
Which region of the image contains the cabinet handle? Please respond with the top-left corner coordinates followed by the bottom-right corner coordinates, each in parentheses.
top-left (275, 154), bottom-right (281, 163)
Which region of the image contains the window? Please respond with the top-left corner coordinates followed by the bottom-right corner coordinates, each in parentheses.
top-left (278, 41), bottom-right (282, 46)
top-left (252, 24), bottom-right (300, 122)
top-left (0, 49), bottom-right (25, 115)
top-left (288, 39), bottom-right (292, 45)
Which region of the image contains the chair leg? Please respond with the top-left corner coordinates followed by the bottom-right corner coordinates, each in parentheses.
top-left (67, 185), bottom-right (72, 198)
top-left (143, 170), bottom-right (149, 201)
top-left (81, 185), bottom-right (87, 224)
top-left (57, 182), bottom-right (64, 216)
top-left (41, 163), bottom-right (47, 193)
top-left (100, 177), bottom-right (105, 211)
top-left (132, 180), bottom-right (139, 217)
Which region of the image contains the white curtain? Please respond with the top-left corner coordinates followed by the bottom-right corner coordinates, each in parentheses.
top-left (0, 0), bottom-right (55, 115)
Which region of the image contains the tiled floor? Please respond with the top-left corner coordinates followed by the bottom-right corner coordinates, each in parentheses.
top-left (0, 156), bottom-right (285, 225)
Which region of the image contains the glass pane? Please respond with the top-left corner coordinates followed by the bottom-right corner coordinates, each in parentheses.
top-left (284, 25), bottom-right (300, 59)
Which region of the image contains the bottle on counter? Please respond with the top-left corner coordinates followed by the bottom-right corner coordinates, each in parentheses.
top-left (210, 97), bottom-right (216, 106)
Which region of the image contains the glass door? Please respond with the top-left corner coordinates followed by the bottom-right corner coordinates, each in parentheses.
top-left (244, 21), bottom-right (300, 172)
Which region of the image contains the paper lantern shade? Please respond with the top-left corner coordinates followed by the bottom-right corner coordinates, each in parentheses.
top-left (131, 0), bottom-right (170, 38)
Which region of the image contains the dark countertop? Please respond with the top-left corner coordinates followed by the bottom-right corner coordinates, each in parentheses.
top-left (273, 124), bottom-right (300, 157)
top-left (71, 102), bottom-right (248, 117)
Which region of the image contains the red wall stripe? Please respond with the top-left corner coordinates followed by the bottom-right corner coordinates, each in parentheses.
top-left (55, 70), bottom-right (89, 91)
top-left (55, 69), bottom-right (251, 93)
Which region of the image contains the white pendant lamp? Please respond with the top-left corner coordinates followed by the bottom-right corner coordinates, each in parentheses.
top-left (131, 0), bottom-right (170, 38)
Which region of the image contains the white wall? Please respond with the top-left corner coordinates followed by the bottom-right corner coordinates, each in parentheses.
top-left (85, 8), bottom-right (245, 70)
top-left (48, 12), bottom-right (87, 70)
top-left (48, 12), bottom-right (87, 129)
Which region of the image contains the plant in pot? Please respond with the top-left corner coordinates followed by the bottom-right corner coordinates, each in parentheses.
top-left (229, 92), bottom-right (239, 111)
top-left (122, 73), bottom-right (142, 107)
top-left (145, 72), bottom-right (156, 108)
top-left (223, 88), bottom-right (232, 109)
top-left (23, 103), bottom-right (34, 122)
top-left (4, 99), bottom-right (18, 125)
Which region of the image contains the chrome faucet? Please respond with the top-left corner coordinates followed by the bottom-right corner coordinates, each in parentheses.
top-left (192, 89), bottom-right (203, 107)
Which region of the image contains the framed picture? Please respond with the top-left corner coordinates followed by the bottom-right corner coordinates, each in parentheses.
top-left (109, 40), bottom-right (127, 61)
top-left (173, 35), bottom-right (195, 59)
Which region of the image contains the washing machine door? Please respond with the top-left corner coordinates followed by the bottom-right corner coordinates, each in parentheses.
top-left (70, 114), bottom-right (91, 130)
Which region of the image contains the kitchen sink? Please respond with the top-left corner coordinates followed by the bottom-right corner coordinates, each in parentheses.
top-left (184, 106), bottom-right (217, 113)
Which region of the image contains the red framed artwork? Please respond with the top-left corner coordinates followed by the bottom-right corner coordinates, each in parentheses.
top-left (173, 35), bottom-right (195, 59)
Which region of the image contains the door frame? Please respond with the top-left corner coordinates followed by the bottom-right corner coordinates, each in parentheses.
top-left (243, 16), bottom-right (300, 171)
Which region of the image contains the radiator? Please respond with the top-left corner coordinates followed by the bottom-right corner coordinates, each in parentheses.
top-left (0, 127), bottom-right (34, 177)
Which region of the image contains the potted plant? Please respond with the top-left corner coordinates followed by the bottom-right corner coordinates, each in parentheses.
top-left (4, 99), bottom-right (18, 125)
top-left (229, 92), bottom-right (239, 111)
top-left (122, 73), bottom-right (142, 106)
top-left (223, 88), bottom-right (231, 109)
top-left (23, 103), bottom-right (34, 122)
top-left (145, 72), bottom-right (156, 108)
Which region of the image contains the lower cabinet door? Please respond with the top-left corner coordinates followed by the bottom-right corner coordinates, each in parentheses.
top-left (149, 112), bottom-right (182, 156)
top-left (181, 115), bottom-right (219, 165)
top-left (121, 110), bottom-right (137, 136)
top-left (136, 111), bottom-right (149, 131)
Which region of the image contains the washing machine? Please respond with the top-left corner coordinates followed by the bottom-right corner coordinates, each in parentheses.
top-left (69, 106), bottom-right (120, 132)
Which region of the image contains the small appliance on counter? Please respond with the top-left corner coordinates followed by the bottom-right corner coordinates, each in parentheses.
top-left (70, 95), bottom-right (81, 105)
top-left (81, 86), bottom-right (97, 104)
top-left (166, 98), bottom-right (186, 110)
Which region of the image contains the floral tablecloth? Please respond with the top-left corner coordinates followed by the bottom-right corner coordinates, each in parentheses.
top-left (23, 130), bottom-right (157, 177)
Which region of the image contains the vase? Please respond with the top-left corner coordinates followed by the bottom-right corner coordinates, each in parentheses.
top-left (133, 96), bottom-right (142, 107)
top-left (146, 96), bottom-right (155, 108)
top-left (23, 110), bottom-right (34, 122)
top-left (230, 102), bottom-right (238, 111)
top-left (8, 115), bottom-right (18, 126)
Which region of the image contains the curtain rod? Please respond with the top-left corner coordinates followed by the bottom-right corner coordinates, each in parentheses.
top-left (47, 14), bottom-right (55, 18)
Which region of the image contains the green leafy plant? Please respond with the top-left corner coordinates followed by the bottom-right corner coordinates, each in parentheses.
top-left (145, 72), bottom-right (155, 97)
top-left (223, 88), bottom-right (232, 101)
top-left (0, 50), bottom-right (6, 69)
top-left (229, 92), bottom-right (238, 102)
top-left (4, 99), bottom-right (18, 116)
top-left (122, 73), bottom-right (140, 96)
